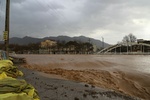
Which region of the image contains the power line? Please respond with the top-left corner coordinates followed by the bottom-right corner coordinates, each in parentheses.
top-left (35, 1), bottom-right (62, 23)
top-left (33, 0), bottom-right (63, 32)
top-left (46, 2), bottom-right (73, 31)
top-left (40, 0), bottom-right (66, 21)
top-left (34, 0), bottom-right (71, 32)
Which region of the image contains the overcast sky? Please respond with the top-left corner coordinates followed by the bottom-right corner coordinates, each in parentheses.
top-left (0, 0), bottom-right (150, 44)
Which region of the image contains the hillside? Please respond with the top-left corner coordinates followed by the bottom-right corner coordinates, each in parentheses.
top-left (1, 36), bottom-right (110, 48)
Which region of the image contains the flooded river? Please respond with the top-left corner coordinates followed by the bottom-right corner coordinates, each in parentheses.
top-left (16, 54), bottom-right (150, 99)
top-left (95, 55), bottom-right (150, 74)
top-left (18, 54), bottom-right (150, 73)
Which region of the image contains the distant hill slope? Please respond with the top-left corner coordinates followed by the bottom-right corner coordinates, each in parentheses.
top-left (10, 36), bottom-right (42, 45)
top-left (1, 36), bottom-right (110, 48)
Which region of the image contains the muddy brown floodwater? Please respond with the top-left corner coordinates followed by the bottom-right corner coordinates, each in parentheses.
top-left (16, 54), bottom-right (150, 99)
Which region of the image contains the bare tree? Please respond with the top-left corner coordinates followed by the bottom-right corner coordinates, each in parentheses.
top-left (122, 35), bottom-right (130, 44)
top-left (122, 33), bottom-right (137, 53)
top-left (122, 33), bottom-right (136, 43)
top-left (128, 33), bottom-right (137, 43)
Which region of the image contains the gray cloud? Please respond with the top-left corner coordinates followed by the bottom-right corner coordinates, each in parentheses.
top-left (0, 0), bottom-right (150, 44)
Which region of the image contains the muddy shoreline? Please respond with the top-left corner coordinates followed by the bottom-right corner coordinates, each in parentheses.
top-left (19, 67), bottom-right (139, 100)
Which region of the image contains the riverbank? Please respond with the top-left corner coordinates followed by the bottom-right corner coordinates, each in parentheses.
top-left (19, 66), bottom-right (139, 100)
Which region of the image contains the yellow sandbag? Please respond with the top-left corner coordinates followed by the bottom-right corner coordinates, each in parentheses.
top-left (0, 60), bottom-right (13, 68)
top-left (0, 72), bottom-right (7, 80)
top-left (9, 57), bottom-right (13, 61)
top-left (0, 73), bottom-right (40, 100)
top-left (0, 60), bottom-right (13, 64)
top-left (0, 93), bottom-right (33, 100)
top-left (0, 60), bottom-right (23, 77)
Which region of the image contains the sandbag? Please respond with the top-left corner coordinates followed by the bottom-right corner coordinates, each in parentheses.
top-left (0, 60), bottom-right (23, 77)
top-left (0, 93), bottom-right (34, 100)
top-left (0, 60), bottom-right (13, 66)
top-left (0, 72), bottom-right (40, 100)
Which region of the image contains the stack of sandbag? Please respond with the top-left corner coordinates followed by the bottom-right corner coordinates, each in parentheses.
top-left (0, 59), bottom-right (40, 100)
top-left (0, 72), bottom-right (39, 100)
top-left (0, 60), bottom-right (23, 78)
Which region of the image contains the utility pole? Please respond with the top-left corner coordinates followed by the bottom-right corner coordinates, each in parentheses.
top-left (88, 38), bottom-right (91, 43)
top-left (102, 37), bottom-right (104, 49)
top-left (4, 0), bottom-right (10, 58)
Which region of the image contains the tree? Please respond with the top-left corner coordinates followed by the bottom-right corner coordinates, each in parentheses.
top-left (122, 35), bottom-right (130, 44)
top-left (82, 42), bottom-right (93, 54)
top-left (128, 33), bottom-right (137, 43)
top-left (122, 33), bottom-right (137, 53)
top-left (122, 33), bottom-right (137, 44)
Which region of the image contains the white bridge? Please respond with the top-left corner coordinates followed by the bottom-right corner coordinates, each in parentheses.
top-left (98, 43), bottom-right (150, 54)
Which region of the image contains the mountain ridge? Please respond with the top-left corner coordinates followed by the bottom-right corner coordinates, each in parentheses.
top-left (1, 36), bottom-right (110, 48)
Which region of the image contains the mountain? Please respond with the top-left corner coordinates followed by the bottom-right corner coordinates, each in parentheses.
top-left (43, 36), bottom-right (110, 48)
top-left (1, 36), bottom-right (110, 48)
top-left (73, 36), bottom-right (110, 48)
top-left (9, 36), bottom-right (42, 45)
